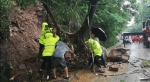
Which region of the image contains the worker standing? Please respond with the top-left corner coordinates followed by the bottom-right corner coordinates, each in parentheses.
top-left (38, 22), bottom-right (52, 60)
top-left (38, 22), bottom-right (59, 80)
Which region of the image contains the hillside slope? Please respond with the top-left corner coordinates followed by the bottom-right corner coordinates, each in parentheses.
top-left (1, 1), bottom-right (47, 81)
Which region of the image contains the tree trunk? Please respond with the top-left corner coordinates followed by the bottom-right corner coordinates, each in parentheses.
top-left (73, 0), bottom-right (99, 54)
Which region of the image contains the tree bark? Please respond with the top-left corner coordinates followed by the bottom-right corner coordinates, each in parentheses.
top-left (42, 1), bottom-right (61, 35)
top-left (74, 0), bottom-right (99, 53)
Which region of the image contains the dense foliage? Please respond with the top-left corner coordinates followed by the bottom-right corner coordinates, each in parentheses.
top-left (0, 60), bottom-right (11, 82)
top-left (11, 0), bottom-right (137, 48)
top-left (0, 0), bottom-right (11, 41)
top-left (92, 0), bottom-right (131, 47)
top-left (0, 0), bottom-right (12, 81)
top-left (41, 0), bottom-right (137, 47)
top-left (135, 1), bottom-right (150, 24)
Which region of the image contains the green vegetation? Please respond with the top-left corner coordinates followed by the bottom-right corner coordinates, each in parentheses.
top-left (0, 0), bottom-right (12, 81)
top-left (13, 0), bottom-right (137, 48)
top-left (92, 0), bottom-right (131, 47)
top-left (125, 1), bottom-right (150, 33)
top-left (120, 80), bottom-right (125, 82)
top-left (42, 0), bottom-right (137, 48)
top-left (135, 2), bottom-right (150, 23)
top-left (15, 0), bottom-right (36, 8)
top-left (141, 59), bottom-right (150, 67)
top-left (0, 0), bottom-right (11, 41)
top-left (0, 60), bottom-right (12, 82)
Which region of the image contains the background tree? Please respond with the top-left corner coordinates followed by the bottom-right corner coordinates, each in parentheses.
top-left (125, 0), bottom-right (150, 32)
top-left (42, 0), bottom-right (137, 50)
top-left (91, 0), bottom-right (136, 47)
top-left (1, 0), bottom-right (138, 56)
top-left (0, 0), bottom-right (12, 81)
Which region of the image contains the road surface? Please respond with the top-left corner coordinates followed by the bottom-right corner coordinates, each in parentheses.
top-left (69, 42), bottom-right (150, 82)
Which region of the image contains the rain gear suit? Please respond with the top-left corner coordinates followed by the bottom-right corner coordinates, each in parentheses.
top-left (87, 39), bottom-right (103, 68)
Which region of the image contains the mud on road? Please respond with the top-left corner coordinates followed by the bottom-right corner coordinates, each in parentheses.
top-left (68, 42), bottom-right (150, 82)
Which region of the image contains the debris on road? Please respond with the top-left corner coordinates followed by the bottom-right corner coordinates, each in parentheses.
top-left (131, 56), bottom-right (150, 68)
top-left (103, 69), bottom-right (150, 77)
top-left (109, 64), bottom-right (119, 71)
top-left (107, 48), bottom-right (130, 63)
top-left (138, 76), bottom-right (150, 81)
top-left (129, 59), bottom-right (140, 67)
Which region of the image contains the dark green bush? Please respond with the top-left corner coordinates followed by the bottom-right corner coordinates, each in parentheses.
top-left (0, 0), bottom-right (10, 41)
top-left (0, 60), bottom-right (12, 82)
top-left (15, 0), bottom-right (36, 8)
top-left (0, 0), bottom-right (12, 82)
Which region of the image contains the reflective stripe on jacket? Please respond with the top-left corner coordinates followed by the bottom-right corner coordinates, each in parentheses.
top-left (87, 39), bottom-right (102, 56)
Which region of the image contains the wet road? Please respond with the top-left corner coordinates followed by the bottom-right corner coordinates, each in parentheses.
top-left (69, 42), bottom-right (150, 82)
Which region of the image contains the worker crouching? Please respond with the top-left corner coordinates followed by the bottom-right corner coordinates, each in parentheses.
top-left (87, 39), bottom-right (105, 73)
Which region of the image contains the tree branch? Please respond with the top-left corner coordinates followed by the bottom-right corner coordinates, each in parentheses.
top-left (42, 0), bottom-right (63, 35)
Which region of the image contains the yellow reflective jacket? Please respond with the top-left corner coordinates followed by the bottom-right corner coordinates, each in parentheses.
top-left (87, 39), bottom-right (102, 56)
top-left (39, 22), bottom-right (52, 44)
top-left (42, 33), bottom-right (56, 56)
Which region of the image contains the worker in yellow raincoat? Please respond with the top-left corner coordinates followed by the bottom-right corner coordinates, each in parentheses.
top-left (38, 22), bottom-right (52, 60)
top-left (40, 32), bottom-right (59, 80)
top-left (38, 22), bottom-right (59, 80)
top-left (86, 39), bottom-right (105, 73)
